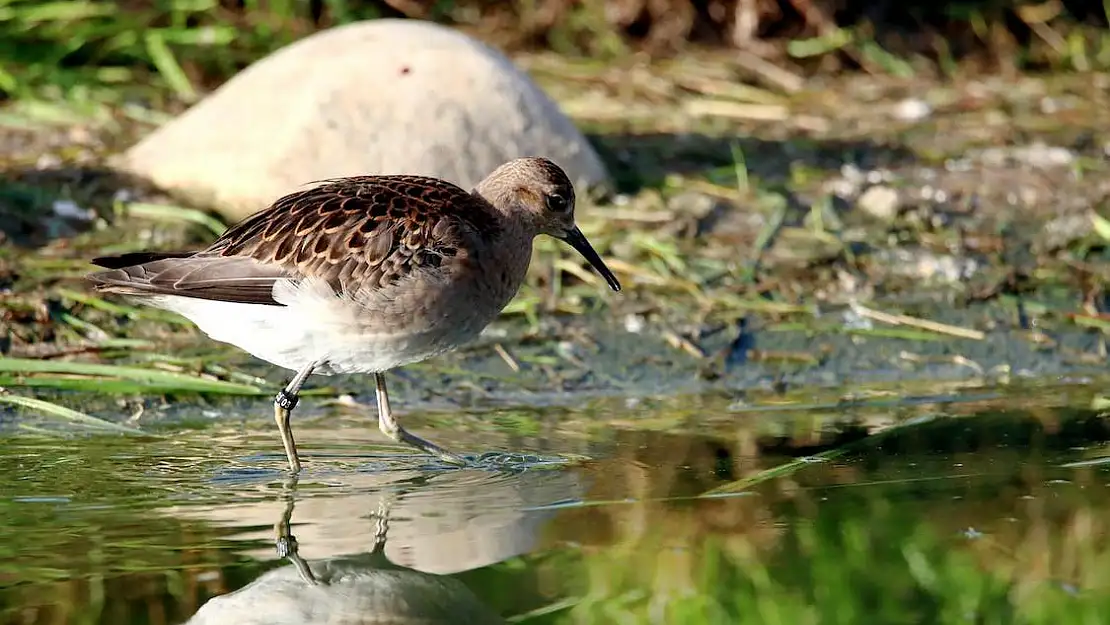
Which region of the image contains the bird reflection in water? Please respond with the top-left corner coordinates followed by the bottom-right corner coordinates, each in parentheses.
top-left (185, 476), bottom-right (509, 625)
top-left (185, 463), bottom-right (585, 625)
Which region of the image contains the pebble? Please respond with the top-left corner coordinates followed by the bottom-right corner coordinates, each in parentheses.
top-left (857, 185), bottom-right (901, 221)
top-left (893, 97), bottom-right (932, 121)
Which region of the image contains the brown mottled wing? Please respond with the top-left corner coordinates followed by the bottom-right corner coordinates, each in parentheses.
top-left (89, 176), bottom-right (502, 306)
top-left (203, 175), bottom-right (503, 297)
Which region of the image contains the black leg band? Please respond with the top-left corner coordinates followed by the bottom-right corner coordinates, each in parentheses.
top-left (275, 389), bottom-right (299, 411)
top-left (275, 534), bottom-right (296, 559)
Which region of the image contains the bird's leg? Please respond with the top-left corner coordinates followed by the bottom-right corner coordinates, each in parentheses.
top-left (374, 372), bottom-right (466, 466)
top-left (368, 490), bottom-right (397, 555)
top-left (273, 474), bottom-right (317, 585)
top-left (274, 361), bottom-right (318, 474)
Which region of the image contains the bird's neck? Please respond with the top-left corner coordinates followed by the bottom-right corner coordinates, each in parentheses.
top-left (493, 210), bottom-right (536, 280)
top-left (465, 189), bottom-right (536, 299)
top-left (472, 210), bottom-right (534, 309)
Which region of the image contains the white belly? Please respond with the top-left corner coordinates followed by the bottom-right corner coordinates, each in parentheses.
top-left (145, 276), bottom-right (502, 376)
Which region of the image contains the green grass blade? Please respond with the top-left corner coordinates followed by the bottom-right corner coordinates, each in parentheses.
top-left (0, 393), bottom-right (144, 434)
top-left (787, 28), bottom-right (852, 58)
top-left (0, 376), bottom-right (207, 395)
top-left (0, 358), bottom-right (265, 395)
top-left (1091, 211), bottom-right (1110, 242)
top-left (143, 30), bottom-right (197, 101)
top-left (123, 202), bottom-right (226, 237)
top-left (56, 288), bottom-right (143, 317)
top-left (844, 327), bottom-right (947, 341)
top-left (12, 1), bottom-right (117, 22)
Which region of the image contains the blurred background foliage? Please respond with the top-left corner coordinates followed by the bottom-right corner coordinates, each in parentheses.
top-left (2, 0), bottom-right (1110, 107)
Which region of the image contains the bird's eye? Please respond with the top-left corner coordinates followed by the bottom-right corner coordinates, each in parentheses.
top-left (546, 192), bottom-right (570, 213)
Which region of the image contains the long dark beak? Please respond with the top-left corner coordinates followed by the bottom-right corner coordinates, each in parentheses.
top-left (560, 226), bottom-right (621, 292)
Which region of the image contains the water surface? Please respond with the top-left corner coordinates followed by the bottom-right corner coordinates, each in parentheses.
top-left (3, 384), bottom-right (1110, 624)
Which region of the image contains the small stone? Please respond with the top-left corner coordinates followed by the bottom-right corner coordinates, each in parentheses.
top-left (666, 190), bottom-right (718, 215)
top-left (825, 177), bottom-right (860, 199)
top-left (623, 313), bottom-right (646, 334)
top-left (945, 157), bottom-right (973, 173)
top-left (874, 248), bottom-right (979, 284)
top-left (976, 142), bottom-right (1075, 169)
top-left (840, 163), bottom-right (864, 183)
top-left (1038, 213), bottom-right (1090, 251)
top-left (51, 199), bottom-right (94, 222)
top-left (893, 98), bottom-right (931, 122)
top-left (35, 153), bottom-right (62, 170)
top-left (119, 19), bottom-right (609, 221)
top-left (666, 191), bottom-right (738, 238)
top-left (857, 185), bottom-right (901, 221)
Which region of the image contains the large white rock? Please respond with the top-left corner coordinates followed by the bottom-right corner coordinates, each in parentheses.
top-left (120, 19), bottom-right (610, 221)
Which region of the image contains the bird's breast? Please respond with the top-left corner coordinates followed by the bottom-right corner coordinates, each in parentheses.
top-left (318, 245), bottom-right (531, 374)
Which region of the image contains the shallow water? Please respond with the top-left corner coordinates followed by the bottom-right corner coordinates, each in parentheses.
top-left (3, 384), bottom-right (1110, 624)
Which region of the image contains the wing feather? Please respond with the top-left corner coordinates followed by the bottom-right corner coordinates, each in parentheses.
top-left (89, 256), bottom-right (289, 305)
top-left (204, 175), bottom-right (502, 295)
top-left (87, 174), bottom-right (504, 306)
